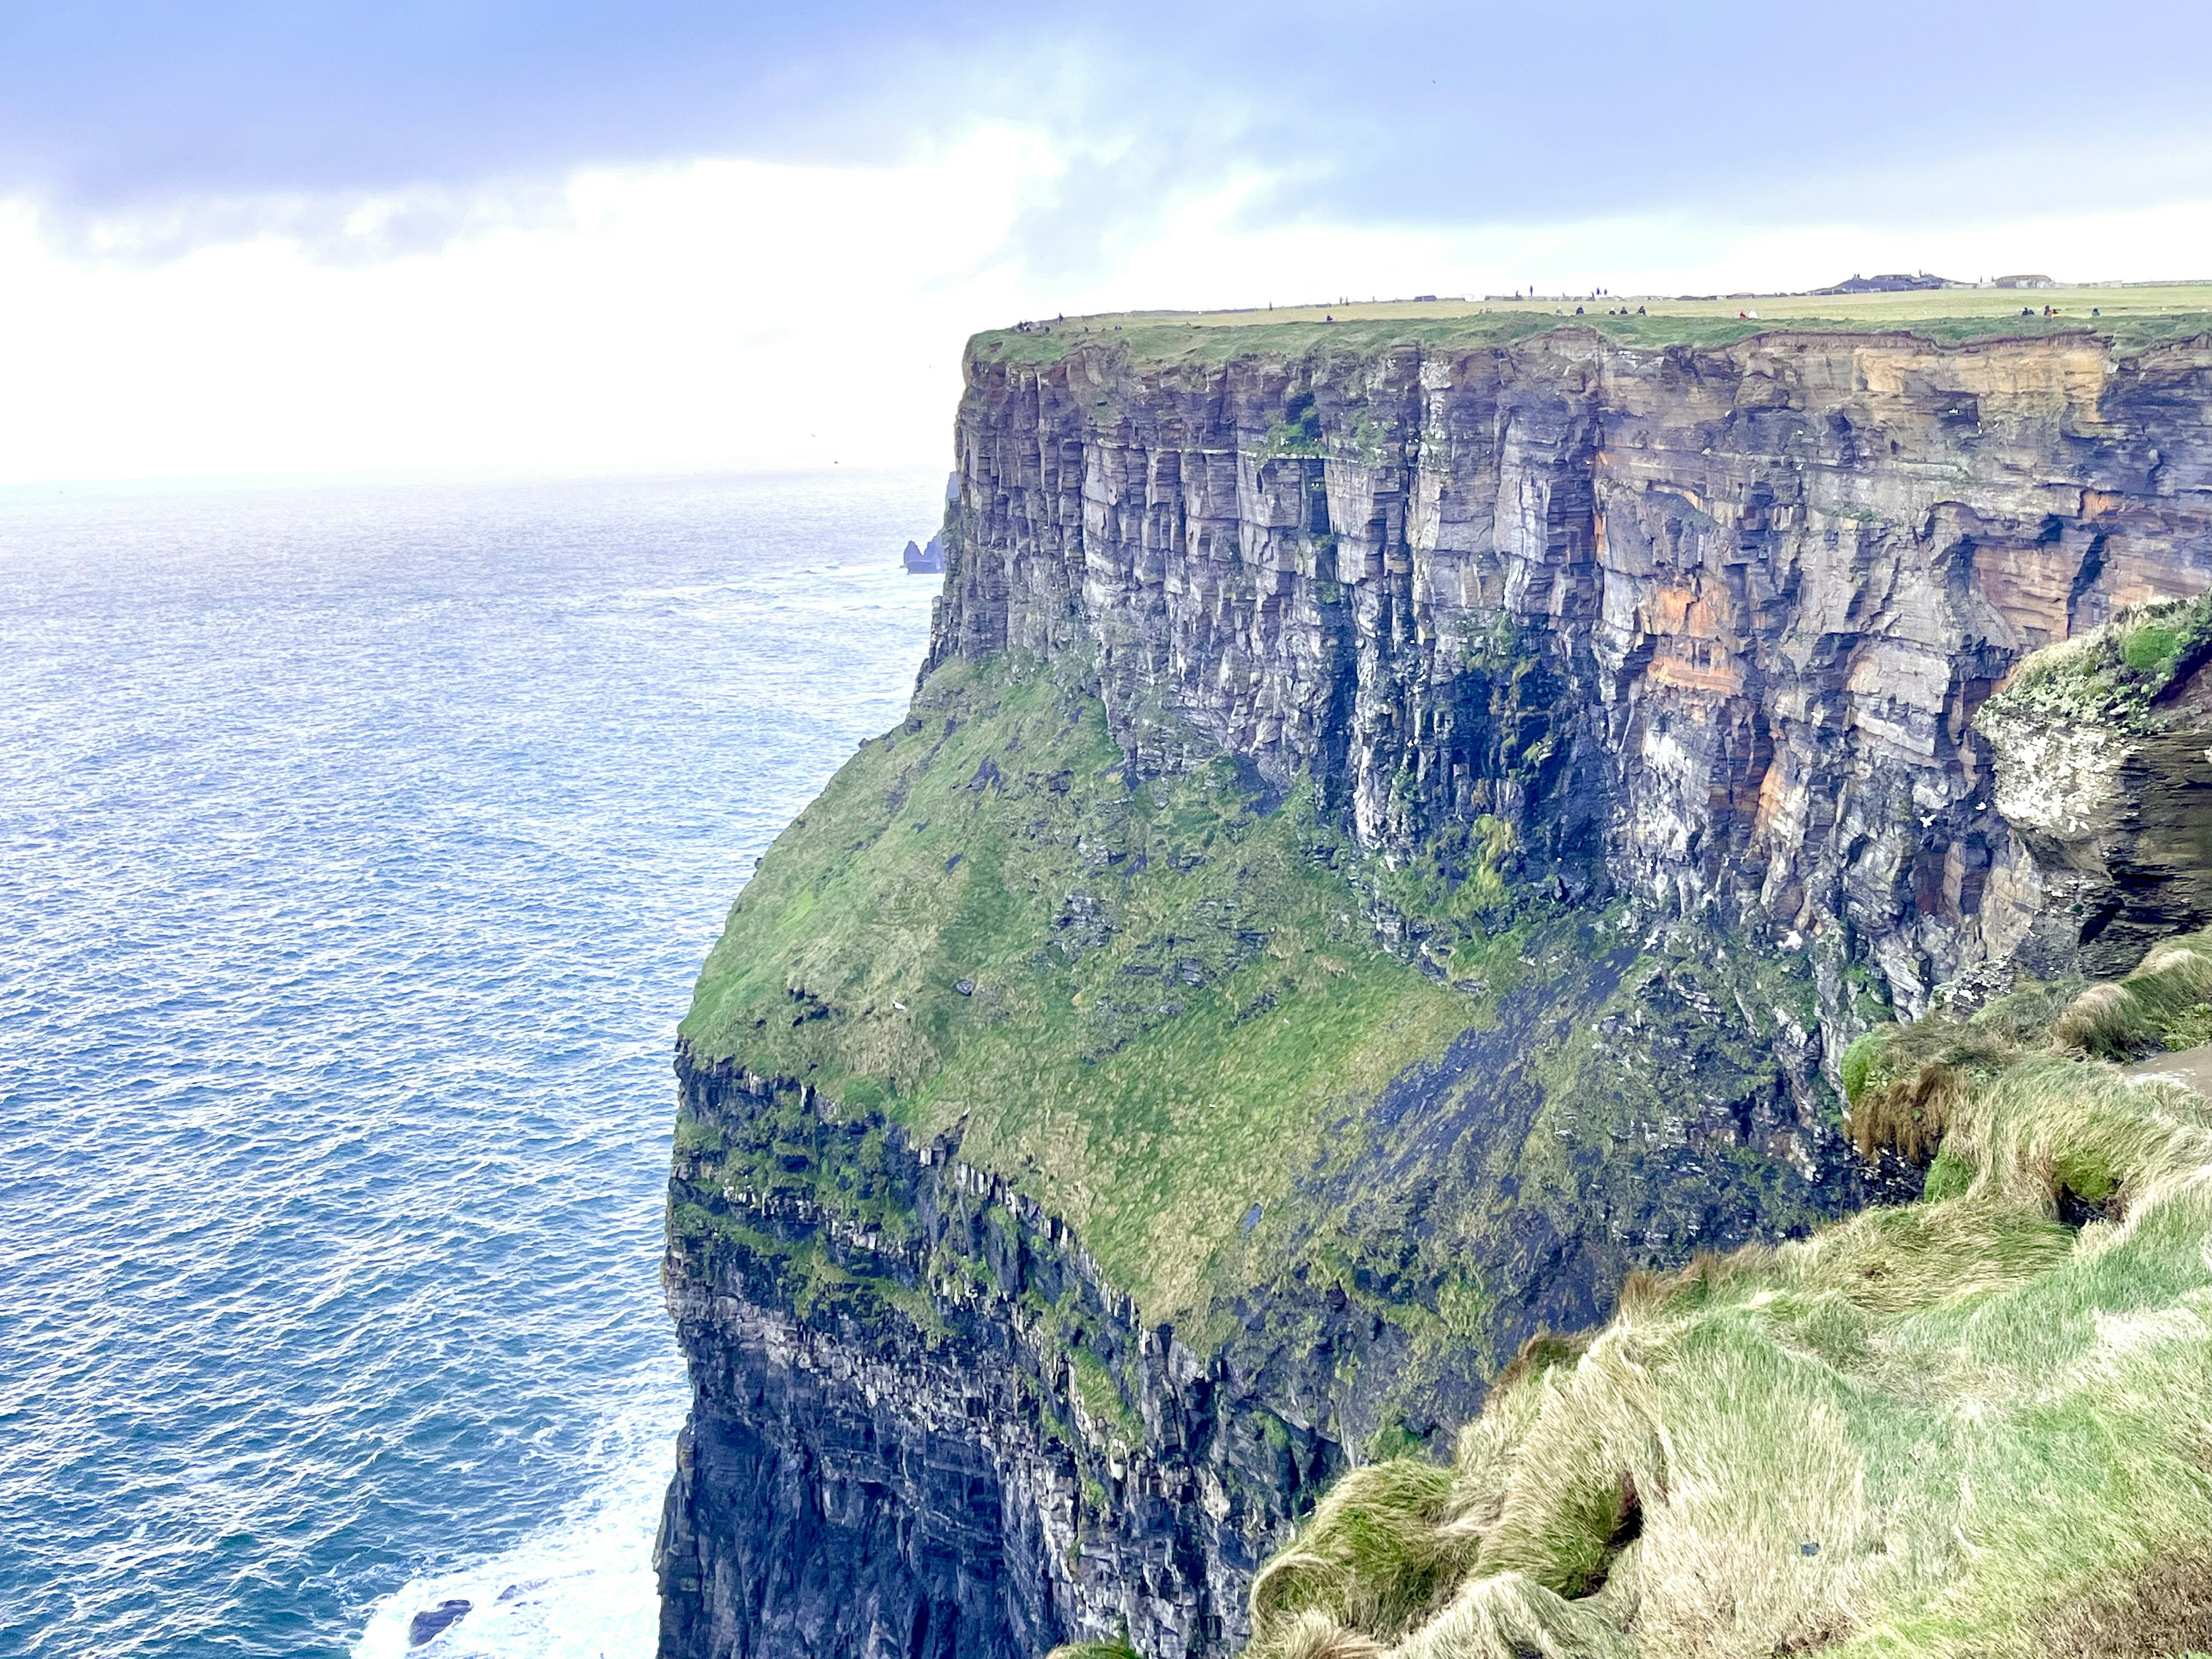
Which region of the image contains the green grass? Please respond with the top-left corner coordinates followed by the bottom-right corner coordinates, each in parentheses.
top-left (677, 650), bottom-right (1870, 1442)
top-left (681, 653), bottom-right (1474, 1316)
top-left (2051, 934), bottom-right (2212, 1062)
top-left (1243, 971), bottom-right (2212, 1659)
top-left (1977, 592), bottom-right (2212, 738)
top-left (1069, 1345), bottom-right (1147, 1450)
top-left (972, 282), bottom-right (2212, 372)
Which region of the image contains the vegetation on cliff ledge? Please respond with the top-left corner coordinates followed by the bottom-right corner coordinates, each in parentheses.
top-left (1977, 593), bottom-right (2212, 737)
top-left (681, 653), bottom-right (1880, 1426)
top-left (1240, 944), bottom-right (2212, 1659)
top-left (681, 653), bottom-right (1476, 1316)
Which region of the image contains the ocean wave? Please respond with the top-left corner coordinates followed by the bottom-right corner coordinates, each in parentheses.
top-left (351, 1363), bottom-right (688, 1659)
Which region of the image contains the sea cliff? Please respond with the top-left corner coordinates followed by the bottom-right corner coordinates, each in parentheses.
top-left (657, 314), bottom-right (2212, 1659)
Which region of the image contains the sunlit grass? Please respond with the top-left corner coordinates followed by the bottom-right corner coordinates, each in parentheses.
top-left (1244, 984), bottom-right (2212, 1659)
top-left (974, 282), bottom-right (2212, 370)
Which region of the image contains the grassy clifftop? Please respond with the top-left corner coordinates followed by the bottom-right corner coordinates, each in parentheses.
top-left (972, 282), bottom-right (2212, 370)
top-left (1240, 943), bottom-right (2212, 1659)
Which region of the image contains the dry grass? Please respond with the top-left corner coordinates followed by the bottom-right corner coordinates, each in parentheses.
top-left (1243, 960), bottom-right (2212, 1659)
top-left (1248, 1458), bottom-right (1479, 1644)
top-left (2052, 934), bottom-right (2212, 1060)
top-left (1837, 1002), bottom-right (2036, 1163)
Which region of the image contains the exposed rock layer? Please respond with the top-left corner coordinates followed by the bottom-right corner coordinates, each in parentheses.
top-left (933, 328), bottom-right (2212, 1007)
top-left (662, 323), bottom-right (2212, 1659)
top-left (659, 1061), bottom-right (1332, 1659)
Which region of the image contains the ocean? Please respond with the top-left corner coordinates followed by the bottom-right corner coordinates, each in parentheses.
top-left (0, 469), bottom-right (946, 1658)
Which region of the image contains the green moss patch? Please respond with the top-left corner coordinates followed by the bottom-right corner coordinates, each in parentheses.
top-left (681, 654), bottom-right (1473, 1316)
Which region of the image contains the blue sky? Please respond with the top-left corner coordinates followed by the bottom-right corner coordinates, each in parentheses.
top-left (2, 1), bottom-right (2209, 482)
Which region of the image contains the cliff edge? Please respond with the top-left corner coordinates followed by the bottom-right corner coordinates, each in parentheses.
top-left (657, 311), bottom-right (2212, 1659)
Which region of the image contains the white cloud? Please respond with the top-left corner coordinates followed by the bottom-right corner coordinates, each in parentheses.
top-left (0, 130), bottom-right (1056, 485)
top-left (3, 129), bottom-right (2211, 487)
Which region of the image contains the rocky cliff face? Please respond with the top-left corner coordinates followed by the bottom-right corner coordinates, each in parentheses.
top-left (933, 326), bottom-right (2212, 1011)
top-left (1976, 593), bottom-right (2212, 977)
top-left (660, 320), bottom-right (2212, 1659)
top-left (660, 1062), bottom-right (1317, 1659)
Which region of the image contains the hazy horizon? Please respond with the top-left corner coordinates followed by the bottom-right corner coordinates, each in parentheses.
top-left (4, 0), bottom-right (2210, 485)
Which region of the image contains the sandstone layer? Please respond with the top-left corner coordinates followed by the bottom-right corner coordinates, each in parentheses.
top-left (933, 326), bottom-right (2212, 1009)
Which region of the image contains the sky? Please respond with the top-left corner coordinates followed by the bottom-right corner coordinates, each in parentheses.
top-left (3, 1), bottom-right (2211, 484)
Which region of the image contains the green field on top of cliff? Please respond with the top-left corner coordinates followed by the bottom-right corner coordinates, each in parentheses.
top-left (681, 653), bottom-right (1870, 1368)
top-left (975, 281), bottom-right (2212, 368)
top-left (1233, 932), bottom-right (2212, 1659)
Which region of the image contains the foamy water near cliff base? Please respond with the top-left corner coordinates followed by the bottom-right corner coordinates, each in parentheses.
top-left (353, 1364), bottom-right (688, 1659)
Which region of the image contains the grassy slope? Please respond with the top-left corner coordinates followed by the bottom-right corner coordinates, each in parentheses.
top-left (975, 281), bottom-right (2212, 370)
top-left (681, 652), bottom-right (1865, 1363)
top-left (1243, 950), bottom-right (2212, 1659)
top-left (681, 654), bottom-right (1475, 1316)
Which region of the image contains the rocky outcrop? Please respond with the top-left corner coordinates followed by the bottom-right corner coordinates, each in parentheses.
top-left (932, 326), bottom-right (2212, 1015)
top-left (1976, 600), bottom-right (2212, 976)
top-left (658, 1060), bottom-right (1339, 1659)
top-left (662, 319), bottom-right (2212, 1659)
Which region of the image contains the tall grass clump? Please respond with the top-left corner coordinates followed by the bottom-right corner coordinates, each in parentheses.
top-left (2052, 931), bottom-right (2212, 1059)
top-left (1838, 977), bottom-right (2082, 1162)
top-left (1242, 942), bottom-right (2212, 1659)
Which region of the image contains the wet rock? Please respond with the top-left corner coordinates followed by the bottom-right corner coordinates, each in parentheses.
top-left (406, 1599), bottom-right (470, 1646)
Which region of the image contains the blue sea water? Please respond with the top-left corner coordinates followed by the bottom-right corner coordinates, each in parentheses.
top-left (0, 469), bottom-right (945, 1658)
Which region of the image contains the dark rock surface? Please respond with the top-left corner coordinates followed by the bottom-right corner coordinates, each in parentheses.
top-left (657, 1065), bottom-right (1312, 1659)
top-left (407, 1599), bottom-right (471, 1646)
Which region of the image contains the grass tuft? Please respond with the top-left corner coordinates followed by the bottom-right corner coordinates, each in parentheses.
top-left (1248, 1458), bottom-right (1479, 1653)
top-left (2052, 932), bottom-right (2212, 1059)
top-left (1244, 937), bottom-right (2212, 1659)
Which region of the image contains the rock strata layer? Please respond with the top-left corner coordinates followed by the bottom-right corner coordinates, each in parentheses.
top-left (661, 321), bottom-right (2212, 1659)
top-left (933, 327), bottom-right (2212, 1009)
